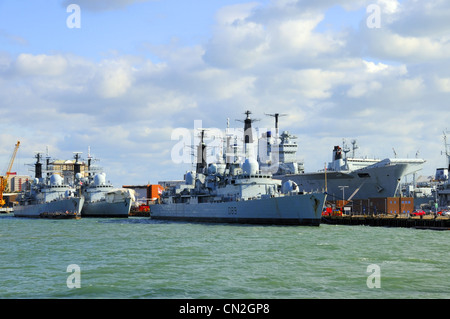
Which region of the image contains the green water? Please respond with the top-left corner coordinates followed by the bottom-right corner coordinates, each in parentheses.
top-left (1, 214), bottom-right (449, 299)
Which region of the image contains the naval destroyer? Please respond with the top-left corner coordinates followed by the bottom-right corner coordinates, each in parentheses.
top-left (14, 153), bottom-right (84, 218)
top-left (258, 114), bottom-right (426, 202)
top-left (151, 111), bottom-right (327, 225)
top-left (74, 152), bottom-right (134, 218)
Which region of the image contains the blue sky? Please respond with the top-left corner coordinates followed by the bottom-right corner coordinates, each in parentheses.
top-left (1, 0), bottom-right (272, 59)
top-left (1, 0), bottom-right (364, 59)
top-left (1, 0), bottom-right (449, 186)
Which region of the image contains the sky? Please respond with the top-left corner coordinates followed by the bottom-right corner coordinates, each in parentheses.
top-left (1, 0), bottom-right (449, 186)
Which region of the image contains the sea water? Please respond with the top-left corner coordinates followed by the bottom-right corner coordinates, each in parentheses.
top-left (1, 214), bottom-right (448, 299)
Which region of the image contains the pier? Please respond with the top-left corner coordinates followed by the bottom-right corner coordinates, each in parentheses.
top-left (321, 214), bottom-right (450, 230)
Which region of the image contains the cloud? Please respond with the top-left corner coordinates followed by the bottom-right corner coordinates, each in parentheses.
top-left (14, 53), bottom-right (68, 76)
top-left (387, 0), bottom-right (450, 37)
top-left (93, 59), bottom-right (134, 98)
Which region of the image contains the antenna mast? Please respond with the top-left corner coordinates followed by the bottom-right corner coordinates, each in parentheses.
top-left (265, 113), bottom-right (287, 140)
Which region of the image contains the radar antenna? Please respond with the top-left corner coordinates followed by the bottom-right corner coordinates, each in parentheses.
top-left (265, 113), bottom-right (287, 139)
top-left (351, 139), bottom-right (359, 158)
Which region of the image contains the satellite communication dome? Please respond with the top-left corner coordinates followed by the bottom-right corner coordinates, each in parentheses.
top-left (94, 173), bottom-right (106, 186)
top-left (242, 158), bottom-right (259, 175)
top-left (50, 174), bottom-right (63, 186)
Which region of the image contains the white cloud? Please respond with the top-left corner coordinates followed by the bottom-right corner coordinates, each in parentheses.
top-left (376, 33), bottom-right (449, 61)
top-left (363, 60), bottom-right (388, 73)
top-left (15, 54), bottom-right (68, 76)
top-left (434, 76), bottom-right (450, 93)
top-left (94, 59), bottom-right (134, 98)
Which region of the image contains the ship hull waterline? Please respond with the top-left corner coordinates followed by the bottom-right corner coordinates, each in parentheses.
top-left (150, 193), bottom-right (327, 226)
top-left (13, 197), bottom-right (84, 219)
top-left (81, 197), bottom-right (132, 218)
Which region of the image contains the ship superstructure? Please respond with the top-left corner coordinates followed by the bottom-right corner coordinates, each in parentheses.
top-left (258, 115), bottom-right (425, 202)
top-left (14, 153), bottom-right (84, 218)
top-left (75, 150), bottom-right (134, 218)
top-left (151, 111), bottom-right (326, 225)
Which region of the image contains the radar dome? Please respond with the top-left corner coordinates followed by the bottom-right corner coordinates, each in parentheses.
top-left (50, 174), bottom-right (63, 186)
top-left (242, 158), bottom-right (259, 175)
top-left (94, 173), bottom-right (106, 186)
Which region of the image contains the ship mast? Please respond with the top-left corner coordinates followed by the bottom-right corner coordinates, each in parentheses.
top-left (34, 153), bottom-right (42, 179)
top-left (265, 113), bottom-right (287, 142)
top-left (236, 110), bottom-right (259, 158)
top-left (196, 129), bottom-right (207, 174)
top-left (73, 152), bottom-right (82, 181)
top-left (444, 130), bottom-right (450, 171)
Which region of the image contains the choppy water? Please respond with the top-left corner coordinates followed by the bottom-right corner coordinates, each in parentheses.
top-left (1, 214), bottom-right (449, 299)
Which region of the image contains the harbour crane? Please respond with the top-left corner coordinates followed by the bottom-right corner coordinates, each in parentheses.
top-left (0, 141), bottom-right (20, 207)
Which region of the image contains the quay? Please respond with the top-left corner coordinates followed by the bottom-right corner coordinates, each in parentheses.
top-left (321, 214), bottom-right (450, 230)
top-left (0, 207), bottom-right (14, 213)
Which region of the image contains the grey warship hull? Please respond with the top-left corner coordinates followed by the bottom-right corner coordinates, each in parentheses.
top-left (14, 197), bottom-right (84, 218)
top-left (277, 162), bottom-right (409, 200)
top-left (151, 192), bottom-right (326, 225)
top-left (81, 197), bottom-right (132, 217)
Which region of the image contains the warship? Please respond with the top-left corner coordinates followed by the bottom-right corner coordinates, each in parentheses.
top-left (75, 152), bottom-right (134, 218)
top-left (151, 111), bottom-right (327, 225)
top-left (14, 153), bottom-right (84, 218)
top-left (258, 114), bottom-right (426, 202)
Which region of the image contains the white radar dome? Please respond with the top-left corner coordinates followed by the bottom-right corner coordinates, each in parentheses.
top-left (50, 174), bottom-right (63, 186)
top-left (242, 158), bottom-right (259, 175)
top-left (94, 173), bottom-right (106, 186)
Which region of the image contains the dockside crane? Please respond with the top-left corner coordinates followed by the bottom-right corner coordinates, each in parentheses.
top-left (0, 141), bottom-right (20, 207)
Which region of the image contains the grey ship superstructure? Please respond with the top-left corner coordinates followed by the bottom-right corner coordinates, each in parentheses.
top-left (75, 151), bottom-right (134, 218)
top-left (151, 111), bottom-right (327, 225)
top-left (259, 114), bottom-right (426, 202)
top-left (14, 153), bottom-right (84, 218)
